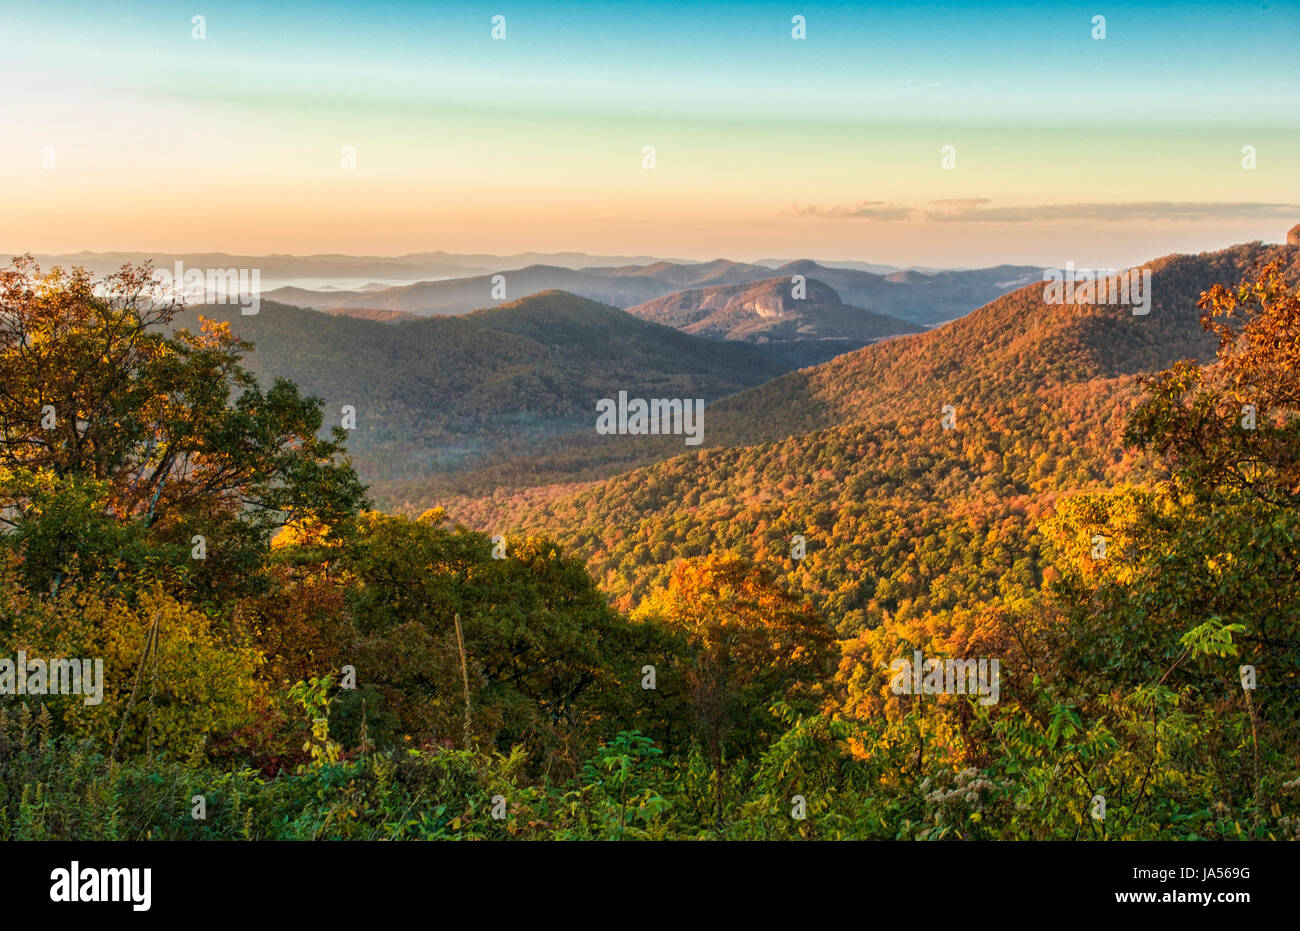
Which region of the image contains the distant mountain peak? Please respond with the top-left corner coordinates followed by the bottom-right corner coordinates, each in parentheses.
top-left (624, 275), bottom-right (921, 366)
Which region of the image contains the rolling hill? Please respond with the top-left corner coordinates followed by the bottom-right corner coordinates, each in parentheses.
top-left (263, 265), bottom-right (672, 316)
top-left (424, 239), bottom-right (1300, 621)
top-left (174, 291), bottom-right (789, 486)
top-left (578, 258), bottom-right (775, 288)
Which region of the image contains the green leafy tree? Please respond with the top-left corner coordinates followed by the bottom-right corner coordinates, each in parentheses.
top-left (0, 256), bottom-right (366, 596)
top-left (332, 512), bottom-right (676, 772)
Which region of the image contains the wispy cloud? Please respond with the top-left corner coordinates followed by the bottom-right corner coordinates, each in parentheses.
top-left (785, 201), bottom-right (914, 221)
top-left (787, 199), bottom-right (1300, 224)
top-left (929, 198), bottom-right (992, 210)
top-left (924, 200), bottom-right (1300, 223)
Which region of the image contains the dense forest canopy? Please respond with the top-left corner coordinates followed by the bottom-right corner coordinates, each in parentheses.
top-left (0, 248), bottom-right (1297, 841)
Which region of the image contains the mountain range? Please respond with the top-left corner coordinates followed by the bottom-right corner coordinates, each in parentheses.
top-left (262, 258), bottom-right (1046, 328)
top-left (19, 249), bottom-right (968, 284)
top-left (175, 291), bottom-right (789, 483)
top-left (20, 249), bottom-right (695, 282)
top-left (406, 237), bottom-right (1300, 618)
top-left (167, 236), bottom-right (1300, 536)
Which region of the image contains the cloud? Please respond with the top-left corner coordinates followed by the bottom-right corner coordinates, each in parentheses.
top-left (785, 201), bottom-right (915, 221)
top-left (788, 198), bottom-right (1300, 224)
top-left (928, 197), bottom-right (993, 210)
top-left (923, 200), bottom-right (1300, 223)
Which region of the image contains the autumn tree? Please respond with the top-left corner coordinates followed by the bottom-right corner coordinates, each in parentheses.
top-left (632, 552), bottom-right (835, 826)
top-left (0, 256), bottom-right (366, 595)
top-left (1115, 259), bottom-right (1300, 696)
top-left (1036, 260), bottom-right (1300, 834)
top-left (1126, 259), bottom-right (1300, 502)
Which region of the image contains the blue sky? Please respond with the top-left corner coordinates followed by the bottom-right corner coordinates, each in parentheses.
top-left (2, 1), bottom-right (1297, 265)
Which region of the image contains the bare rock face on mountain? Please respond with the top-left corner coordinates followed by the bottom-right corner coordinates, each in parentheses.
top-left (625, 277), bottom-right (921, 343)
top-left (622, 277), bottom-right (925, 366)
top-left (1288, 223), bottom-right (1300, 247)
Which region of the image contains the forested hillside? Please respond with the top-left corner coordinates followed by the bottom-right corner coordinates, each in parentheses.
top-left (442, 243), bottom-right (1300, 610)
top-left (425, 241), bottom-right (1300, 839)
top-left (174, 291), bottom-right (789, 484)
top-left (2, 244), bottom-right (1297, 842)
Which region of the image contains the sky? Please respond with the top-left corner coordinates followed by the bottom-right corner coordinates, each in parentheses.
top-left (1, 0), bottom-right (1298, 268)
